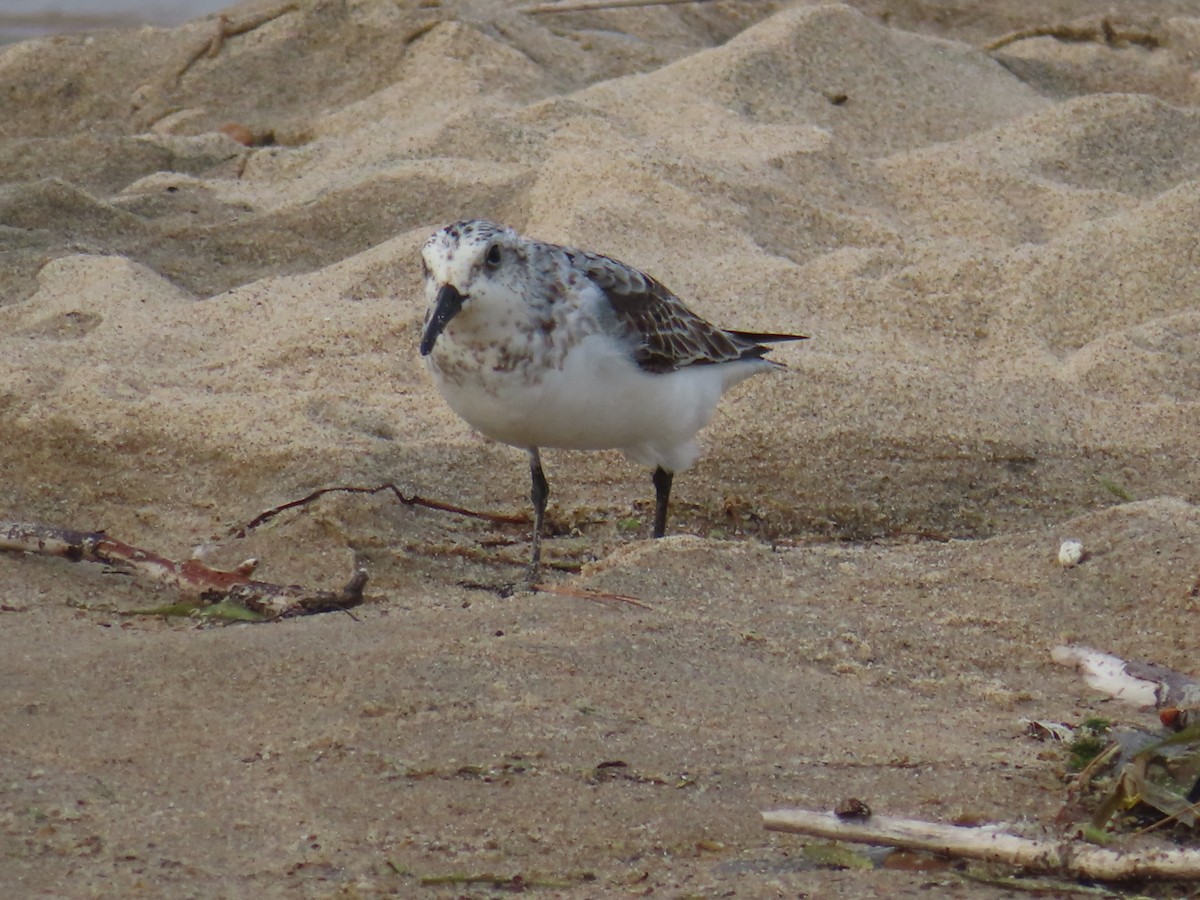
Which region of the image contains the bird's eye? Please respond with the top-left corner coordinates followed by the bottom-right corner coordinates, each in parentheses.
top-left (484, 243), bottom-right (502, 269)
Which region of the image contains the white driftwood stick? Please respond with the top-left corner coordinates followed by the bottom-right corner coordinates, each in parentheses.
top-left (762, 808), bottom-right (1200, 881)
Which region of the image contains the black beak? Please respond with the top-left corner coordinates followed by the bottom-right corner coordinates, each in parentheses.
top-left (420, 284), bottom-right (465, 356)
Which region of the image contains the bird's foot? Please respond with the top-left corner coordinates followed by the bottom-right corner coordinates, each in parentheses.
top-left (521, 563), bottom-right (543, 592)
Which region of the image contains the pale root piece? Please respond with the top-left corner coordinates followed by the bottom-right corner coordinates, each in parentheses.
top-left (762, 808), bottom-right (1200, 881)
top-left (1052, 645), bottom-right (1162, 708)
top-left (0, 520), bottom-right (365, 619)
top-left (1052, 645), bottom-right (1200, 722)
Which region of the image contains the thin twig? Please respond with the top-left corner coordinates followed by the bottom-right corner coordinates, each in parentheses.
top-left (521, 0), bottom-right (722, 14)
top-left (176, 3), bottom-right (300, 81)
top-left (238, 482), bottom-right (528, 535)
top-left (1131, 797), bottom-right (1200, 838)
top-left (401, 17), bottom-right (443, 45)
top-left (984, 18), bottom-right (1162, 53)
top-left (534, 581), bottom-right (653, 609)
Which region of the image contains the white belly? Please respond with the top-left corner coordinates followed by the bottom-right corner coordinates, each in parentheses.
top-left (427, 332), bottom-right (771, 472)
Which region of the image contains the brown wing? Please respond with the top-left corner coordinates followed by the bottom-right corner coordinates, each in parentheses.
top-left (574, 250), bottom-right (806, 374)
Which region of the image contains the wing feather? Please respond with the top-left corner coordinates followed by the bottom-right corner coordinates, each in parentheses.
top-left (571, 250), bottom-right (806, 373)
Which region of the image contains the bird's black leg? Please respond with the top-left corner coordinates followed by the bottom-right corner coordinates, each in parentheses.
top-left (652, 466), bottom-right (673, 538)
top-left (527, 448), bottom-right (549, 583)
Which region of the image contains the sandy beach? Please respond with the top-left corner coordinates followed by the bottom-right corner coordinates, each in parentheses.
top-left (2, 0), bottom-right (1198, 895)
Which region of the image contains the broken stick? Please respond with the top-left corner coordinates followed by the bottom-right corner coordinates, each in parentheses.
top-left (762, 807), bottom-right (1200, 881)
top-left (0, 520), bottom-right (365, 619)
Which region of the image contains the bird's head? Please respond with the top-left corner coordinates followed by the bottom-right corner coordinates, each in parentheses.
top-left (419, 219), bottom-right (522, 356)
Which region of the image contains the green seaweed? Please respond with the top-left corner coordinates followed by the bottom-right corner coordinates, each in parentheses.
top-left (1068, 719), bottom-right (1112, 771)
top-left (125, 598), bottom-right (265, 622)
top-left (197, 599), bottom-right (265, 622)
top-left (1096, 477), bottom-right (1134, 502)
top-left (125, 600), bottom-right (206, 617)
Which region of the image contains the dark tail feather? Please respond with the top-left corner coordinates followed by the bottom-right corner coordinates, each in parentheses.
top-left (729, 329), bottom-right (807, 365)
top-left (729, 330), bottom-right (808, 345)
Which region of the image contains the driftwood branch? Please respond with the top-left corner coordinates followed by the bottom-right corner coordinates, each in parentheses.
top-left (0, 521), bottom-right (365, 620)
top-left (762, 808), bottom-right (1200, 881)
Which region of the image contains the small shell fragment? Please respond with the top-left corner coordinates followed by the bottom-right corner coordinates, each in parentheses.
top-left (1057, 539), bottom-right (1084, 567)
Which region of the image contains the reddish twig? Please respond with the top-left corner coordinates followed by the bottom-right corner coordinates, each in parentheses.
top-left (534, 582), bottom-right (652, 609)
top-left (0, 520), bottom-right (365, 619)
top-left (238, 482), bottom-right (529, 535)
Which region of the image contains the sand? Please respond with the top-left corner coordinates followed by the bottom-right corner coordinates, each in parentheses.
top-left (1, 0), bottom-right (1198, 895)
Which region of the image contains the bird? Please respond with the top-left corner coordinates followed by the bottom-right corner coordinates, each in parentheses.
top-left (418, 219), bottom-right (806, 582)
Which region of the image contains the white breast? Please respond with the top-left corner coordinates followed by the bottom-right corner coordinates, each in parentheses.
top-left (427, 331), bottom-right (772, 473)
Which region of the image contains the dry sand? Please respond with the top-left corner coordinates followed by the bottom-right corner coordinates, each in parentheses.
top-left (2, 0), bottom-right (1199, 895)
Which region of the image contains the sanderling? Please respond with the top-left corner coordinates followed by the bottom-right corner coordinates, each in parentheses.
top-left (419, 219), bottom-right (806, 582)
